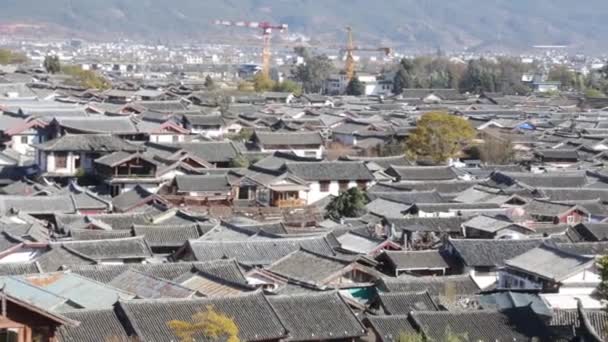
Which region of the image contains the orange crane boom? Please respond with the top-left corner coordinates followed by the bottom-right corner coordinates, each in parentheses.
top-left (343, 26), bottom-right (392, 80)
top-left (214, 20), bottom-right (288, 77)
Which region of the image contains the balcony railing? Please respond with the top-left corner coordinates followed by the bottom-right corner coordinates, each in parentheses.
top-left (274, 198), bottom-right (306, 208)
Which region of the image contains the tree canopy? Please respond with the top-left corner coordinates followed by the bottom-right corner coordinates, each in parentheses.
top-left (471, 137), bottom-right (515, 165)
top-left (598, 256), bottom-right (608, 299)
top-left (253, 73), bottom-right (275, 92)
top-left (346, 76), bottom-right (365, 96)
top-left (204, 75), bottom-right (216, 90)
top-left (168, 306), bottom-right (240, 342)
top-left (0, 49), bottom-right (27, 65)
top-left (43, 55), bottom-right (61, 74)
top-left (406, 112), bottom-right (475, 163)
top-left (292, 51), bottom-right (335, 94)
top-left (62, 65), bottom-right (110, 90)
top-left (325, 187), bottom-right (368, 220)
top-left (393, 58), bottom-right (415, 94)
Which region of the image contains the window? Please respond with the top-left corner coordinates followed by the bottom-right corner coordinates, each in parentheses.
top-left (567, 215), bottom-right (575, 224)
top-left (339, 181), bottom-right (349, 192)
top-left (172, 135), bottom-right (179, 143)
top-left (55, 152), bottom-right (67, 169)
top-left (357, 180), bottom-right (367, 190)
top-left (320, 181), bottom-right (330, 192)
top-left (20, 136), bottom-right (28, 144)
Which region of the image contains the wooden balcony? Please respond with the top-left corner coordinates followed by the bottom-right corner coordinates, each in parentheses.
top-left (274, 198), bottom-right (306, 208)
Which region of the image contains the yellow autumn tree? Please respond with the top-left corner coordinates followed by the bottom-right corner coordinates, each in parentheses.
top-left (406, 112), bottom-right (475, 164)
top-left (253, 73), bottom-right (275, 92)
top-left (168, 306), bottom-right (240, 342)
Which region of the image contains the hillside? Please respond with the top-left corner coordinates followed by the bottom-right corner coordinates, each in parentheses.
top-left (0, 0), bottom-right (606, 51)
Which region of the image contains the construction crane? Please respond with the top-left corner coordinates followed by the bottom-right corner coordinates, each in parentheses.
top-left (214, 20), bottom-right (288, 77)
top-left (343, 26), bottom-right (392, 80)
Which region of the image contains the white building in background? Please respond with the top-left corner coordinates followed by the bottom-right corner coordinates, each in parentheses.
top-left (325, 73), bottom-right (393, 96)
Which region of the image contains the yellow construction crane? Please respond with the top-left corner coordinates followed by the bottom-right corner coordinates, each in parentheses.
top-left (343, 26), bottom-right (392, 80)
top-left (214, 20), bottom-right (288, 77)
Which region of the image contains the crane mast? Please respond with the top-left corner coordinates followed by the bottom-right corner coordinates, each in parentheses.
top-left (214, 20), bottom-right (288, 77)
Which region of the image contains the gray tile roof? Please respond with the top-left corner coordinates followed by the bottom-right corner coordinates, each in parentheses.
top-left (550, 309), bottom-right (608, 341)
top-left (386, 166), bottom-right (459, 181)
top-left (386, 217), bottom-right (466, 233)
top-left (109, 269), bottom-right (196, 299)
top-left (524, 199), bottom-right (584, 217)
top-left (117, 292), bottom-right (288, 342)
top-left (462, 215), bottom-right (527, 234)
top-left (0, 262), bottom-right (41, 276)
top-left (55, 211), bottom-right (158, 232)
top-left (69, 229), bottom-right (134, 241)
top-left (367, 190), bottom-right (445, 204)
top-left (492, 171), bottom-right (589, 188)
top-left (180, 235), bottom-right (336, 266)
top-left (555, 241), bottom-right (608, 256)
top-left (255, 131), bottom-right (323, 146)
top-left (378, 291), bottom-right (439, 314)
top-left (0, 195), bottom-right (77, 215)
top-left (133, 224), bottom-right (204, 248)
top-left (54, 116), bottom-right (139, 134)
top-left (34, 245), bottom-right (97, 272)
top-left (268, 292), bottom-right (366, 341)
top-left (267, 249), bottom-right (350, 283)
top-left (285, 161), bottom-right (374, 181)
top-left (378, 274), bottom-right (480, 297)
top-left (382, 250), bottom-right (450, 271)
top-left (365, 198), bottom-right (412, 218)
top-left (370, 181), bottom-right (479, 195)
top-left (448, 238), bottom-right (544, 267)
top-left (34, 134), bottom-right (140, 152)
top-left (111, 185), bottom-right (154, 212)
top-left (183, 113), bottom-right (224, 126)
top-left (57, 309), bottom-right (132, 342)
top-left (505, 243), bottom-right (595, 282)
top-left (410, 308), bottom-right (552, 341)
top-left (174, 174), bottom-right (232, 192)
top-left (57, 237), bottom-right (153, 260)
top-left (367, 315), bottom-right (418, 342)
top-left (64, 260), bottom-right (242, 284)
top-left (169, 141), bottom-right (239, 163)
top-left (341, 155), bottom-right (412, 169)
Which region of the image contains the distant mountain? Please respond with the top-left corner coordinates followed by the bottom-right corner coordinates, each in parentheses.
top-left (0, 0), bottom-right (606, 52)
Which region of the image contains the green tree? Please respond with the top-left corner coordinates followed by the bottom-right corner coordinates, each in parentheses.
top-left (43, 55), bottom-right (61, 74)
top-left (0, 49), bottom-right (27, 65)
top-left (253, 73), bottom-right (275, 92)
top-left (293, 46), bottom-right (311, 61)
top-left (399, 332), bottom-right (425, 342)
top-left (204, 75), bottom-right (216, 90)
top-left (325, 187), bottom-right (368, 220)
top-left (168, 306), bottom-right (239, 342)
top-left (237, 81), bottom-right (254, 92)
top-left (227, 129), bottom-right (253, 143)
top-left (393, 58), bottom-right (414, 94)
top-left (473, 137), bottom-right (515, 165)
top-left (230, 155), bottom-right (250, 168)
top-left (585, 88), bottom-right (606, 98)
top-left (398, 326), bottom-right (468, 342)
top-left (375, 140), bottom-right (406, 157)
top-left (62, 65), bottom-right (110, 90)
top-left (346, 76), bottom-right (365, 96)
top-left (292, 54), bottom-right (335, 93)
top-left (598, 256), bottom-right (608, 299)
top-left (548, 65), bottom-right (578, 91)
top-left (406, 112), bottom-right (475, 164)
top-left (274, 79), bottom-right (302, 95)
